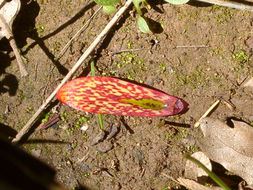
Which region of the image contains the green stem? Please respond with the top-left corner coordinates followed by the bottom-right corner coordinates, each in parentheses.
top-left (133, 0), bottom-right (143, 15)
top-left (98, 114), bottom-right (104, 131)
top-left (90, 59), bottom-right (104, 131)
top-left (90, 59), bottom-right (96, 76)
top-left (143, 0), bottom-right (150, 9)
top-left (184, 154), bottom-right (231, 190)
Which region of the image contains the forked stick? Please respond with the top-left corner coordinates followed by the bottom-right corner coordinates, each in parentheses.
top-left (12, 0), bottom-right (133, 143)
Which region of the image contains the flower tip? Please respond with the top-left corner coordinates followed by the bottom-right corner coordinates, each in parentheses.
top-left (174, 99), bottom-right (188, 114)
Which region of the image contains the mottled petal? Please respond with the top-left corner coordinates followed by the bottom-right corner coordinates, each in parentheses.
top-left (57, 76), bottom-right (188, 117)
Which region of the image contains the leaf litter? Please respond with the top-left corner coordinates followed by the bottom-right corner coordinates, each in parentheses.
top-left (199, 117), bottom-right (253, 185)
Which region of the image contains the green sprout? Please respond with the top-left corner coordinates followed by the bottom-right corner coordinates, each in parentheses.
top-left (41, 112), bottom-right (51, 123)
top-left (91, 59), bottom-right (104, 131)
top-left (93, 0), bottom-right (190, 33)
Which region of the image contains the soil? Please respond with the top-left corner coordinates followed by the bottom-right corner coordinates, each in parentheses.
top-left (0, 0), bottom-right (252, 189)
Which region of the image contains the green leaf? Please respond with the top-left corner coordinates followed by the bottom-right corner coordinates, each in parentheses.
top-left (103, 5), bottom-right (117, 14)
top-left (94, 0), bottom-right (120, 6)
top-left (164, 0), bottom-right (189, 5)
top-left (137, 16), bottom-right (150, 33)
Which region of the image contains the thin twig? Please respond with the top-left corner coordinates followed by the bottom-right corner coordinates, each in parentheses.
top-left (219, 97), bottom-right (236, 111)
top-left (176, 45), bottom-right (209, 48)
top-left (194, 99), bottom-right (220, 127)
top-left (36, 115), bottom-right (60, 131)
top-left (196, 0), bottom-right (253, 12)
top-left (12, 0), bottom-right (133, 143)
top-left (34, 60), bottom-right (39, 80)
top-left (76, 146), bottom-right (89, 164)
top-left (0, 14), bottom-right (28, 77)
top-left (56, 6), bottom-right (102, 60)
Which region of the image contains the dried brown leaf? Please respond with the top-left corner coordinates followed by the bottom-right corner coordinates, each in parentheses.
top-left (199, 118), bottom-right (253, 185)
top-left (0, 0), bottom-right (20, 39)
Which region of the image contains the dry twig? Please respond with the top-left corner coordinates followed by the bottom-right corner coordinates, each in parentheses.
top-left (196, 0), bottom-right (253, 12)
top-left (194, 99), bottom-right (220, 128)
top-left (176, 45), bottom-right (208, 48)
top-left (56, 6), bottom-right (102, 60)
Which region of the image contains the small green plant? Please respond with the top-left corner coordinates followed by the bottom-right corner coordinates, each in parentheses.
top-left (94, 0), bottom-right (190, 33)
top-left (41, 111), bottom-right (51, 123)
top-left (232, 50), bottom-right (249, 63)
top-left (75, 116), bottom-right (90, 128)
top-left (91, 59), bottom-right (104, 131)
top-left (165, 131), bottom-right (173, 139)
top-left (83, 173), bottom-right (90, 178)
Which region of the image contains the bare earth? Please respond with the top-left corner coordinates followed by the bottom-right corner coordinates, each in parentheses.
top-left (0, 0), bottom-right (252, 189)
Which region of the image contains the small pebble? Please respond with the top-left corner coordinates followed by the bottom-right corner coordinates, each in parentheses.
top-left (80, 124), bottom-right (89, 131)
top-left (60, 123), bottom-right (71, 130)
top-left (52, 123), bottom-right (59, 130)
top-left (146, 78), bottom-right (154, 86)
top-left (65, 144), bottom-right (72, 151)
top-left (79, 163), bottom-right (91, 172)
top-left (31, 149), bottom-right (41, 157)
top-left (168, 66), bottom-right (174, 73)
top-left (135, 151), bottom-right (144, 164)
top-left (114, 182), bottom-right (121, 190)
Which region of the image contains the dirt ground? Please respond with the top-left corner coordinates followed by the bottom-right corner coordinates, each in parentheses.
top-left (0, 0), bottom-right (252, 189)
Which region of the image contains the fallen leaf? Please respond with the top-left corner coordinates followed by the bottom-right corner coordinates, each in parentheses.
top-left (177, 177), bottom-right (223, 190)
top-left (185, 152), bottom-right (212, 182)
top-left (199, 117), bottom-right (253, 185)
top-left (57, 76), bottom-right (188, 117)
top-left (0, 0), bottom-right (20, 39)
